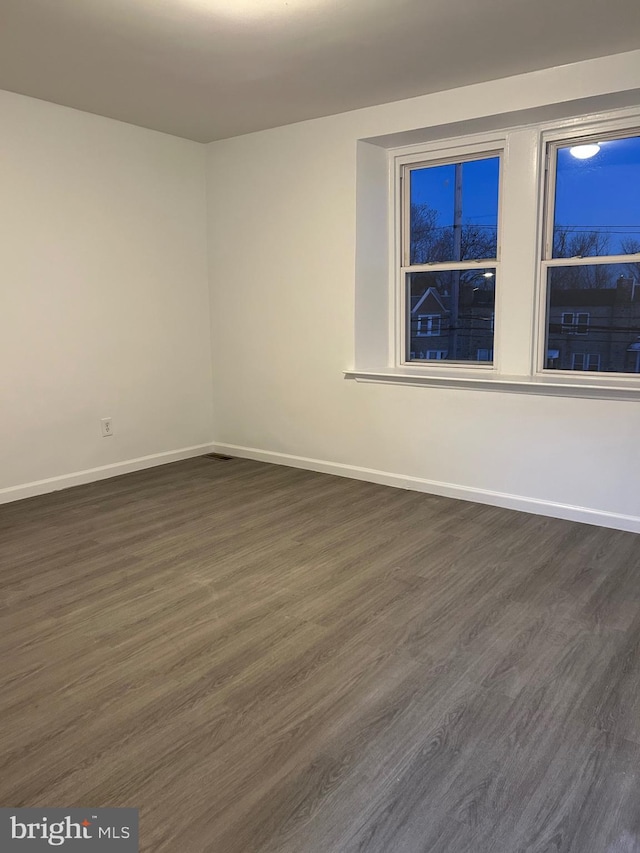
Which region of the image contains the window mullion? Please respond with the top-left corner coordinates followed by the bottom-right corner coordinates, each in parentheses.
top-left (495, 127), bottom-right (541, 376)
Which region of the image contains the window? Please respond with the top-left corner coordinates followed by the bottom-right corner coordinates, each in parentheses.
top-left (416, 314), bottom-right (442, 336)
top-left (409, 349), bottom-right (448, 360)
top-left (542, 130), bottom-right (640, 375)
top-left (572, 353), bottom-right (601, 371)
top-left (402, 152), bottom-right (500, 365)
top-left (627, 341), bottom-right (640, 373)
top-left (350, 106), bottom-right (640, 399)
top-left (560, 312), bottom-right (590, 334)
top-left (476, 348), bottom-right (493, 361)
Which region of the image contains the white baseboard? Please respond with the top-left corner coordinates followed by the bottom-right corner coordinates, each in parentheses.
top-left (211, 442), bottom-right (640, 534)
top-left (0, 443), bottom-right (215, 505)
top-left (4, 440), bottom-right (638, 534)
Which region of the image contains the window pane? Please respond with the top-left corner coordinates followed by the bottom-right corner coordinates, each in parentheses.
top-left (553, 134), bottom-right (640, 258)
top-left (544, 263), bottom-right (640, 373)
top-left (409, 156), bottom-right (499, 264)
top-left (407, 268), bottom-right (495, 363)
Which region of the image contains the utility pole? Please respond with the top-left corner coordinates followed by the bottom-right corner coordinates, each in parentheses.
top-left (450, 163), bottom-right (463, 359)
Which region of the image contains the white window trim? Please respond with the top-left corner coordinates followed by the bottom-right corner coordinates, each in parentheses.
top-left (396, 138), bottom-right (503, 371)
top-left (345, 368), bottom-right (640, 400)
top-left (346, 104), bottom-right (640, 400)
top-left (534, 120), bottom-right (640, 380)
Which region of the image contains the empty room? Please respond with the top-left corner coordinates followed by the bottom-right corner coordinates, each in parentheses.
top-left (2, 0), bottom-right (640, 850)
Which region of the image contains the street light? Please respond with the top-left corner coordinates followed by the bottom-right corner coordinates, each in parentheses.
top-left (569, 144), bottom-right (600, 160)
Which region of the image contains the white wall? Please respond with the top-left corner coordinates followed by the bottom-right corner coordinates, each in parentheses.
top-left (206, 50), bottom-right (640, 531)
top-left (3, 53), bottom-right (639, 528)
top-left (0, 90), bottom-right (213, 498)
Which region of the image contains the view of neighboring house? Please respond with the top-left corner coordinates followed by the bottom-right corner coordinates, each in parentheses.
top-left (409, 280), bottom-right (495, 363)
top-left (547, 275), bottom-right (640, 373)
top-left (410, 275), bottom-right (640, 373)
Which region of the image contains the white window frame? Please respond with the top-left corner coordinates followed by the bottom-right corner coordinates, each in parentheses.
top-left (476, 348), bottom-right (494, 361)
top-left (536, 123), bottom-right (640, 378)
top-left (347, 105), bottom-right (640, 400)
top-left (397, 139), bottom-right (504, 371)
top-left (426, 350), bottom-right (448, 360)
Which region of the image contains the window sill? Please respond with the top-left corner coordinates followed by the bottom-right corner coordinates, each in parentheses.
top-left (344, 368), bottom-right (640, 400)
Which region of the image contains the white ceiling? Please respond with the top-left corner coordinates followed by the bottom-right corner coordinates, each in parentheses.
top-left (1, 0), bottom-right (640, 142)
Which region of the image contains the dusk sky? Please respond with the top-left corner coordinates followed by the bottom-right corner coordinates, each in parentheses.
top-left (410, 135), bottom-right (640, 259)
top-left (555, 135), bottom-right (640, 254)
top-left (410, 156), bottom-right (499, 242)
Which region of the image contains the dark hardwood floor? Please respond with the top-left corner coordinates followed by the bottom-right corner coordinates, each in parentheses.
top-left (1, 456), bottom-right (640, 852)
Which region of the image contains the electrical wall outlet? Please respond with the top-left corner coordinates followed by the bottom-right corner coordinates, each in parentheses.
top-left (100, 417), bottom-right (113, 437)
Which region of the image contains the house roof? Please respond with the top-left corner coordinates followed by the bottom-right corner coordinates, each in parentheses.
top-left (411, 287), bottom-right (448, 316)
top-left (549, 288), bottom-right (631, 308)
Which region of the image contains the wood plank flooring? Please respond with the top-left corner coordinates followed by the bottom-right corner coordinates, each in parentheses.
top-left (1, 456), bottom-right (640, 852)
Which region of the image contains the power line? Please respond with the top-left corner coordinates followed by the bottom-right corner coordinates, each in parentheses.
top-left (413, 226), bottom-right (640, 234)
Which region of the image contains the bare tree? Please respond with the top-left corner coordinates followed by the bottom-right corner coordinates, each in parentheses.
top-left (621, 239), bottom-right (640, 286)
top-left (621, 239), bottom-right (640, 255)
top-left (410, 203), bottom-right (497, 264)
top-left (551, 226), bottom-right (614, 289)
top-left (553, 226), bottom-right (610, 260)
top-left (410, 204), bottom-right (441, 263)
